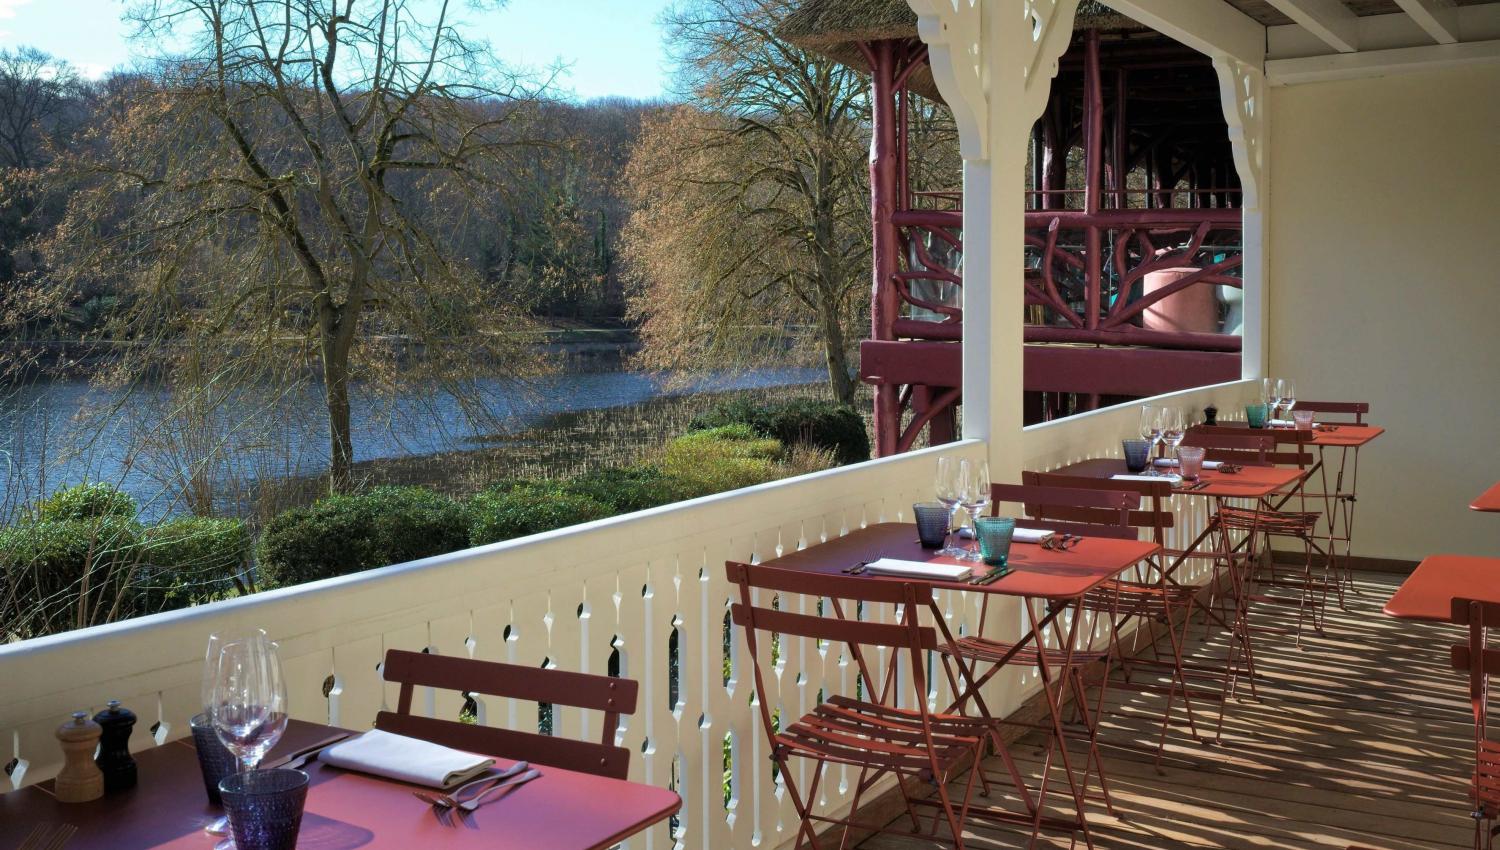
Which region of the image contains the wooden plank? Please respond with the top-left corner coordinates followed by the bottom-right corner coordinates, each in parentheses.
top-left (858, 572), bottom-right (1479, 849)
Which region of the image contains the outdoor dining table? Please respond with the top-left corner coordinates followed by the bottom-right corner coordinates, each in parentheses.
top-left (1471, 482), bottom-right (1500, 513)
top-left (0, 719), bottom-right (682, 849)
top-left (1049, 458), bottom-right (1306, 730)
top-left (1383, 554), bottom-right (1500, 623)
top-left (1286, 424), bottom-right (1385, 599)
top-left (758, 521), bottom-right (1160, 848)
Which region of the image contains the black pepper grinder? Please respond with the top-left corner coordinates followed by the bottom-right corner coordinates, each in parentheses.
top-left (1203, 405), bottom-right (1218, 426)
top-left (93, 700), bottom-right (137, 793)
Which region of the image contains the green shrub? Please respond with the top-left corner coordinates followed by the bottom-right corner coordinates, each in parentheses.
top-left (134, 517), bottom-right (249, 612)
top-left (469, 483), bottom-right (612, 546)
top-left (562, 465), bottom-right (688, 514)
top-left (35, 482), bottom-right (138, 522)
top-left (688, 399), bottom-right (869, 465)
top-left (0, 516), bottom-right (142, 640)
top-left (659, 427), bottom-right (783, 497)
top-left (257, 486), bottom-right (469, 587)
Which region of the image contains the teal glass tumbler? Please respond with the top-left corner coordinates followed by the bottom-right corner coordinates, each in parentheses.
top-left (975, 517), bottom-right (1016, 567)
top-left (1245, 403), bottom-right (1269, 428)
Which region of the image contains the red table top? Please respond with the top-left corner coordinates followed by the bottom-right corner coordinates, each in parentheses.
top-left (1293, 423), bottom-right (1384, 448)
top-left (1383, 554), bottom-right (1500, 623)
top-left (0, 720), bottom-right (681, 850)
top-left (1471, 481), bottom-right (1500, 513)
top-left (762, 522), bottom-right (1159, 600)
top-left (1055, 458), bottom-right (1305, 499)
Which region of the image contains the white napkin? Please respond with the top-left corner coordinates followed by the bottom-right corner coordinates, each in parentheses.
top-left (1112, 473), bottom-right (1182, 484)
top-left (1269, 419), bottom-right (1316, 428)
top-left (861, 558), bottom-right (972, 581)
top-left (1013, 528), bottom-right (1055, 544)
top-left (1154, 459), bottom-right (1223, 469)
top-left (319, 729), bottom-right (494, 789)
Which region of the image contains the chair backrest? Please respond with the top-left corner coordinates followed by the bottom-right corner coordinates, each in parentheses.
top-left (377, 649), bottom-right (638, 780)
top-left (1294, 400), bottom-right (1369, 425)
top-left (1188, 424), bottom-right (1312, 468)
top-left (1179, 431), bottom-right (1275, 467)
top-left (991, 481), bottom-right (1141, 540)
top-left (1022, 471), bottom-right (1172, 543)
top-left (1450, 598), bottom-right (1500, 769)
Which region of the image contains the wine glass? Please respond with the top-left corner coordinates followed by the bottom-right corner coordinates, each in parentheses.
top-left (1278, 379), bottom-right (1297, 419)
top-left (210, 636), bottom-right (288, 850)
top-left (935, 457), bottom-right (965, 557)
top-left (1161, 408), bottom-right (1186, 466)
top-left (1138, 405), bottom-right (1163, 475)
top-left (958, 459), bottom-right (991, 562)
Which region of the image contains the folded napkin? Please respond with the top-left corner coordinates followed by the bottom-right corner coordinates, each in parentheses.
top-left (1269, 419), bottom-right (1317, 428)
top-left (861, 558), bottom-right (972, 581)
top-left (319, 729), bottom-right (494, 789)
top-left (1112, 473), bottom-right (1182, 484)
top-left (1154, 459), bottom-right (1224, 470)
top-left (1013, 527), bottom-right (1055, 544)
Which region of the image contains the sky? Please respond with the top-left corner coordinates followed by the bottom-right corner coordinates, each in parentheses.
top-left (0, 0), bottom-right (676, 101)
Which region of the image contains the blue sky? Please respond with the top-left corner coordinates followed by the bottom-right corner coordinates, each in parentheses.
top-left (0, 0), bottom-right (675, 100)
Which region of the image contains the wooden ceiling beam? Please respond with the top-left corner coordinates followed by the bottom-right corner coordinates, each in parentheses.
top-left (1265, 0), bottom-right (1361, 53)
top-left (1393, 0), bottom-right (1460, 44)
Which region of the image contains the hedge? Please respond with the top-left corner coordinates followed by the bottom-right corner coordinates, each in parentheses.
top-left (135, 517), bottom-right (249, 612)
top-left (469, 483), bottom-right (612, 546)
top-left (688, 398), bottom-right (869, 465)
top-left (35, 482), bottom-right (138, 522)
top-left (257, 486), bottom-right (469, 587)
top-left (659, 425), bottom-right (783, 496)
top-left (0, 516), bottom-right (142, 640)
top-left (562, 465), bottom-right (689, 514)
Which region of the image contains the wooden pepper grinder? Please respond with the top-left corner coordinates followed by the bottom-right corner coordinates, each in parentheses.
top-left (54, 711), bottom-right (104, 803)
top-left (93, 700), bottom-right (137, 793)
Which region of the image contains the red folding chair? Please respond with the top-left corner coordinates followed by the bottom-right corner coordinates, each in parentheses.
top-left (1451, 598), bottom-right (1500, 850)
top-left (1290, 400), bottom-right (1373, 597)
top-left (934, 482), bottom-right (1138, 816)
top-left (1024, 471), bottom-right (1208, 762)
top-left (1185, 426), bottom-right (1330, 645)
top-left (1295, 400), bottom-right (1369, 425)
top-left (377, 649), bottom-right (638, 779)
top-left (726, 562), bottom-right (987, 850)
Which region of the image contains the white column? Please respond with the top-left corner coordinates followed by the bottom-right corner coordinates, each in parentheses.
top-left (1215, 57), bottom-right (1270, 380)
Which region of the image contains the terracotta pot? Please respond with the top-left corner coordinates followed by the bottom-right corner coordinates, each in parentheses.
top-left (1142, 267), bottom-right (1219, 333)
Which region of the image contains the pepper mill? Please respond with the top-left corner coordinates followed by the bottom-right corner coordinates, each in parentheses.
top-left (1203, 404), bottom-right (1219, 426)
top-left (54, 711), bottom-right (104, 803)
top-left (93, 700), bottom-right (137, 793)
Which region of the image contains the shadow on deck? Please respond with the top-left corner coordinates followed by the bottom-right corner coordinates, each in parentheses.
top-left (861, 571), bottom-right (1471, 849)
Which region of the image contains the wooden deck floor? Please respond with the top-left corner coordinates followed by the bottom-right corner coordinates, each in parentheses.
top-left (861, 571), bottom-right (1475, 850)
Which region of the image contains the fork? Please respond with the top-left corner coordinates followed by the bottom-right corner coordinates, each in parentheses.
top-left (457, 769), bottom-right (541, 812)
top-left (18, 823), bottom-right (76, 850)
top-left (413, 761), bottom-right (531, 809)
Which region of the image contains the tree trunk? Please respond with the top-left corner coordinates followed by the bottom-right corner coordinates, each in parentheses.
top-left (322, 353), bottom-right (355, 494)
top-left (818, 296), bottom-right (856, 405)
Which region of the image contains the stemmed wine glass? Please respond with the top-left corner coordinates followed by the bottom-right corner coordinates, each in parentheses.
top-left (935, 457), bottom-right (966, 557)
top-left (210, 634), bottom-right (288, 850)
top-left (1139, 405), bottom-right (1163, 475)
top-left (1277, 379), bottom-right (1296, 420)
top-left (1161, 407), bottom-right (1186, 467)
top-left (958, 459), bottom-right (991, 562)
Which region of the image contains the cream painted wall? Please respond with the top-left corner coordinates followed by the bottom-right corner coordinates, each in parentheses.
top-left (1268, 64), bottom-right (1500, 561)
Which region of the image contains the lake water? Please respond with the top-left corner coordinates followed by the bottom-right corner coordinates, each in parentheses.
top-left (0, 364), bottom-right (824, 520)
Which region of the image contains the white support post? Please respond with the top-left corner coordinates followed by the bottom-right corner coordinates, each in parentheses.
top-left (910, 0), bottom-right (1078, 479)
top-left (1214, 57), bottom-right (1268, 380)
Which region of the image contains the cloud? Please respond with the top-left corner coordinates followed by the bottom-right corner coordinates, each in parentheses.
top-left (0, 0), bottom-right (32, 39)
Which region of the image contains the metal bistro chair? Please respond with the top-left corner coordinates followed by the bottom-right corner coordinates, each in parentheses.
top-left (1451, 598), bottom-right (1500, 850)
top-left (1291, 399), bottom-right (1373, 596)
top-left (1184, 426), bottom-right (1330, 646)
top-left (1024, 471), bottom-right (1212, 760)
top-left (726, 561), bottom-right (987, 850)
top-left (936, 482), bottom-right (1139, 816)
top-left (377, 648), bottom-right (638, 780)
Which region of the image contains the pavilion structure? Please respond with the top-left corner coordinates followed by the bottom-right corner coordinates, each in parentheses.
top-left (780, 0), bottom-right (1246, 456)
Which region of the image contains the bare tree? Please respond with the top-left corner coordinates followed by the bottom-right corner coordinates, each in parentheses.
top-left (42, 0), bottom-right (557, 492)
top-left (0, 47), bottom-right (82, 170)
top-left (620, 0), bottom-right (871, 404)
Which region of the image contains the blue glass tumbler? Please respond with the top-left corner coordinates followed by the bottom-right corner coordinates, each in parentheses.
top-left (220, 768), bottom-right (309, 850)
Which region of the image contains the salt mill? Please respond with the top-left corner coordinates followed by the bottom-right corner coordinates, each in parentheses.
top-left (93, 699), bottom-right (138, 793)
top-left (54, 711), bottom-right (104, 803)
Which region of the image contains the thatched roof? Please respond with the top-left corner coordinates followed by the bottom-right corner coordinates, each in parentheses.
top-left (776, 0), bottom-right (1151, 101)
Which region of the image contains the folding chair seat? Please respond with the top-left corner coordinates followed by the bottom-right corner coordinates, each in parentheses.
top-left (780, 695), bottom-right (987, 776)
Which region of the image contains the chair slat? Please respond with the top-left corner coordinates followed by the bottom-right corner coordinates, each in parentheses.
top-left (383, 649), bottom-right (637, 715)
top-left (374, 712), bottom-right (633, 780)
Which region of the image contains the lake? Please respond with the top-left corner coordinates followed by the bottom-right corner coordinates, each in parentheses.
top-left (0, 364), bottom-right (825, 520)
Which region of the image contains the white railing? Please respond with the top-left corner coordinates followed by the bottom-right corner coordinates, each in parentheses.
top-left (0, 382), bottom-right (1257, 850)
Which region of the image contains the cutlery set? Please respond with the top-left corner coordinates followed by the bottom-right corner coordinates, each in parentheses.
top-left (1042, 533), bottom-right (1082, 551)
top-left (17, 823), bottom-right (76, 850)
top-left (413, 761), bottom-right (539, 815)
